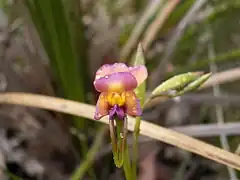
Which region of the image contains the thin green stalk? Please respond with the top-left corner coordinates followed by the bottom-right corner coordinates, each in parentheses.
top-left (122, 117), bottom-right (132, 180)
top-left (173, 153), bottom-right (191, 180)
top-left (131, 95), bottom-right (156, 180)
top-left (113, 118), bottom-right (132, 179)
top-left (79, 138), bottom-right (96, 180)
top-left (115, 119), bottom-right (124, 167)
top-left (132, 117), bottom-right (141, 180)
top-left (132, 99), bottom-right (145, 180)
top-left (123, 144), bottom-right (132, 180)
top-left (71, 126), bottom-right (106, 180)
top-left (131, 43), bottom-right (147, 180)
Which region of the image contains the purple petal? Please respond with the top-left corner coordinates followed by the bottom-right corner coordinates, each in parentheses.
top-left (95, 63), bottom-right (129, 80)
top-left (124, 91), bottom-right (142, 117)
top-left (116, 107), bottom-right (125, 120)
top-left (109, 105), bottom-right (118, 120)
top-left (129, 65), bottom-right (148, 85)
top-left (109, 105), bottom-right (126, 120)
top-left (94, 93), bottom-right (109, 120)
top-left (94, 72), bottom-right (137, 92)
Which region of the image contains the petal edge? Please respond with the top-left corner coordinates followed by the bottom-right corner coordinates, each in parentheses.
top-left (94, 72), bottom-right (138, 92)
top-left (124, 91), bottom-right (142, 117)
top-left (95, 63), bottom-right (129, 80)
top-left (129, 65), bottom-right (148, 85)
top-left (94, 93), bottom-right (109, 120)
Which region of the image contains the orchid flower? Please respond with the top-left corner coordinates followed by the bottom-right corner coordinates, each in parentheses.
top-left (93, 63), bottom-right (148, 121)
top-left (93, 63), bottom-right (147, 168)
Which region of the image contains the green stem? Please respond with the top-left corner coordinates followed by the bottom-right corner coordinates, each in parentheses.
top-left (131, 94), bottom-right (154, 180)
top-left (109, 119), bottom-right (118, 160)
top-left (122, 117), bottom-right (132, 180)
top-left (132, 117), bottom-right (141, 180)
top-left (112, 118), bottom-right (132, 179)
top-left (112, 119), bottom-right (124, 167)
top-left (79, 138), bottom-right (96, 179)
top-left (71, 126), bottom-right (106, 180)
top-left (123, 143), bottom-right (132, 180)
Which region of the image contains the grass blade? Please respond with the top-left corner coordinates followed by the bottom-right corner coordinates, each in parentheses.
top-left (25, 0), bottom-right (87, 128)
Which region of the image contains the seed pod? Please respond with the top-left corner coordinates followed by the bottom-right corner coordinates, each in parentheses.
top-left (151, 72), bottom-right (204, 97)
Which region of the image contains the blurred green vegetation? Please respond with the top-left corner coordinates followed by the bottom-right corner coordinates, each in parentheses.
top-left (25, 0), bottom-right (89, 128)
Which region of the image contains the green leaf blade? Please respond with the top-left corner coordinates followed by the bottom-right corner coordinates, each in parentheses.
top-left (132, 43), bottom-right (147, 107)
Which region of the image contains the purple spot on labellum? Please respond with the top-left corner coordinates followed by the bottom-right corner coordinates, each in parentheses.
top-left (109, 105), bottom-right (126, 120)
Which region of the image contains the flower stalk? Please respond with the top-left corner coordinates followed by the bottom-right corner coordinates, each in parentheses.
top-left (109, 117), bottom-right (128, 168)
top-left (131, 44), bottom-right (146, 180)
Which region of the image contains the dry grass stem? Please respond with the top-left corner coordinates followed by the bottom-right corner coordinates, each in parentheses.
top-left (203, 67), bottom-right (240, 89)
top-left (0, 93), bottom-right (240, 170)
top-left (172, 122), bottom-right (240, 137)
top-left (142, 0), bottom-right (180, 51)
top-left (120, 0), bottom-right (164, 61)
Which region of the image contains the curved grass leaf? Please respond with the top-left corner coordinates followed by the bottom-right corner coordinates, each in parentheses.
top-left (25, 0), bottom-right (87, 128)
